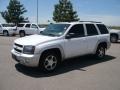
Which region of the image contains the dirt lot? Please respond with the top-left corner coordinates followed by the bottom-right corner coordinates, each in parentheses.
top-left (0, 35), bottom-right (120, 90)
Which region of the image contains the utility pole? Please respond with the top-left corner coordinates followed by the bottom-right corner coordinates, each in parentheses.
top-left (37, 0), bottom-right (38, 24)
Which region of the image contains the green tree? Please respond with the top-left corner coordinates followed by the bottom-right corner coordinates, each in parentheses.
top-left (53, 0), bottom-right (79, 22)
top-left (1, 0), bottom-right (28, 25)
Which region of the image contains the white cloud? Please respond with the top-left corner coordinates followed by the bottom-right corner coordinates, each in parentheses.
top-left (80, 14), bottom-right (120, 26)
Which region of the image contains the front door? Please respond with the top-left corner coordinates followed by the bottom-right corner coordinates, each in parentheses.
top-left (64, 24), bottom-right (87, 58)
top-left (31, 24), bottom-right (39, 34)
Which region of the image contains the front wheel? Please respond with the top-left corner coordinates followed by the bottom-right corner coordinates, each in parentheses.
top-left (39, 51), bottom-right (60, 72)
top-left (19, 31), bottom-right (25, 37)
top-left (110, 35), bottom-right (118, 43)
top-left (95, 46), bottom-right (106, 59)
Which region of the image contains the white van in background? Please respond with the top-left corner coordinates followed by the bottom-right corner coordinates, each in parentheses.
top-left (0, 23), bottom-right (16, 36)
top-left (16, 23), bottom-right (45, 37)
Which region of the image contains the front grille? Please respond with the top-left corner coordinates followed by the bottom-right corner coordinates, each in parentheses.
top-left (14, 43), bottom-right (23, 53)
top-left (15, 43), bottom-right (23, 48)
top-left (14, 48), bottom-right (22, 53)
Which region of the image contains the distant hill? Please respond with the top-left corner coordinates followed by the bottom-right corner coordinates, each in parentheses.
top-left (109, 26), bottom-right (120, 30)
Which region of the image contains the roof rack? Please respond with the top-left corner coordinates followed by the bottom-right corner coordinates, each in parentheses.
top-left (79, 21), bottom-right (102, 23)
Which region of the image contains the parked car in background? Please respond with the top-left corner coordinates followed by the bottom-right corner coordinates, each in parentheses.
top-left (16, 23), bottom-right (45, 37)
top-left (11, 21), bottom-right (111, 72)
top-left (110, 29), bottom-right (120, 43)
top-left (0, 23), bottom-right (16, 36)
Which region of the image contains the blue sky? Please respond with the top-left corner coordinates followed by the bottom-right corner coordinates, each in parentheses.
top-left (0, 0), bottom-right (120, 26)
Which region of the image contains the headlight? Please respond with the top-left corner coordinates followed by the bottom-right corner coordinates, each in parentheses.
top-left (23, 46), bottom-right (35, 54)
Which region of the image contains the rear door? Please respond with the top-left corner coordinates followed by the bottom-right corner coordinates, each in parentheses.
top-left (85, 24), bottom-right (99, 54)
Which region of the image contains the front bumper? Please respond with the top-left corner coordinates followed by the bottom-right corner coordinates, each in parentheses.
top-left (11, 49), bottom-right (40, 67)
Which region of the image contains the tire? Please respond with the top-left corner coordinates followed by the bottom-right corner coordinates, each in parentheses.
top-left (110, 35), bottom-right (118, 43)
top-left (39, 51), bottom-right (60, 72)
top-left (19, 31), bottom-right (25, 37)
top-left (95, 45), bottom-right (106, 59)
top-left (3, 31), bottom-right (9, 36)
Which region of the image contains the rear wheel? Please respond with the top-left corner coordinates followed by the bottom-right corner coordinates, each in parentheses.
top-left (110, 35), bottom-right (118, 43)
top-left (3, 31), bottom-right (9, 36)
top-left (96, 45), bottom-right (106, 59)
top-left (19, 31), bottom-right (25, 37)
top-left (39, 51), bottom-right (60, 72)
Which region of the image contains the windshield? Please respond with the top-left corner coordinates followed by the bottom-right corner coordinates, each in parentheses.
top-left (38, 24), bottom-right (48, 28)
top-left (2, 24), bottom-right (15, 27)
top-left (40, 24), bottom-right (70, 36)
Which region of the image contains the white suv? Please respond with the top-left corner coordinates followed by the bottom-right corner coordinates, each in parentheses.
top-left (110, 29), bottom-right (120, 43)
top-left (11, 21), bottom-right (111, 72)
top-left (16, 23), bottom-right (45, 37)
top-left (0, 23), bottom-right (16, 36)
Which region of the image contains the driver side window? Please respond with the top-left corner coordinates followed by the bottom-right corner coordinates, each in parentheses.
top-left (31, 24), bottom-right (38, 29)
top-left (67, 24), bottom-right (85, 38)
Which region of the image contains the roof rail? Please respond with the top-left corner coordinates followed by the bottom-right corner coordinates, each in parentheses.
top-left (79, 21), bottom-right (102, 23)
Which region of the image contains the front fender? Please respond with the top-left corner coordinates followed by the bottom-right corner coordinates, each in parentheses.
top-left (35, 44), bottom-right (65, 60)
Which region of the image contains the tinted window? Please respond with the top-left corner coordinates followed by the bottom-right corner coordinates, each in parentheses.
top-left (86, 24), bottom-right (98, 36)
top-left (25, 24), bottom-right (31, 28)
top-left (31, 24), bottom-right (38, 29)
top-left (97, 24), bottom-right (109, 34)
top-left (17, 24), bottom-right (24, 27)
top-left (68, 24), bottom-right (85, 38)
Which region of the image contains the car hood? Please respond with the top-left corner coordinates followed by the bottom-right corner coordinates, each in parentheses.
top-left (14, 35), bottom-right (59, 46)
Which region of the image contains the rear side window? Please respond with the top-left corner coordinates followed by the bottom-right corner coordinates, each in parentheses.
top-left (25, 24), bottom-right (31, 28)
top-left (86, 24), bottom-right (98, 36)
top-left (97, 24), bottom-right (109, 34)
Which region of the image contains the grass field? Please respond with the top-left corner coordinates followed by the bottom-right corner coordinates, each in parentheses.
top-left (109, 26), bottom-right (120, 30)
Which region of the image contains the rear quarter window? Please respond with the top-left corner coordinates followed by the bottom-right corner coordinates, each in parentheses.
top-left (97, 24), bottom-right (109, 34)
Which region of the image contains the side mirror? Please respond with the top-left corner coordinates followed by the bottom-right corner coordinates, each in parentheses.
top-left (65, 33), bottom-right (75, 39)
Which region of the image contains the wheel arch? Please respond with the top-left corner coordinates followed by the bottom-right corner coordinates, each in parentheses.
top-left (3, 30), bottom-right (9, 36)
top-left (40, 47), bottom-right (64, 62)
top-left (110, 33), bottom-right (119, 39)
top-left (94, 41), bottom-right (108, 54)
top-left (3, 29), bottom-right (8, 33)
top-left (19, 30), bottom-right (25, 34)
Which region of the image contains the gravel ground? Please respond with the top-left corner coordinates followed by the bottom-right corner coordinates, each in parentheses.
top-left (0, 35), bottom-right (120, 90)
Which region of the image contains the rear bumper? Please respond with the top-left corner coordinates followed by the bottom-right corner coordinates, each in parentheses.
top-left (107, 41), bottom-right (111, 49)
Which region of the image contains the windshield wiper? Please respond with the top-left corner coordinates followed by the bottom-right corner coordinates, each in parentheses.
top-left (40, 32), bottom-right (56, 37)
top-left (47, 33), bottom-right (56, 36)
